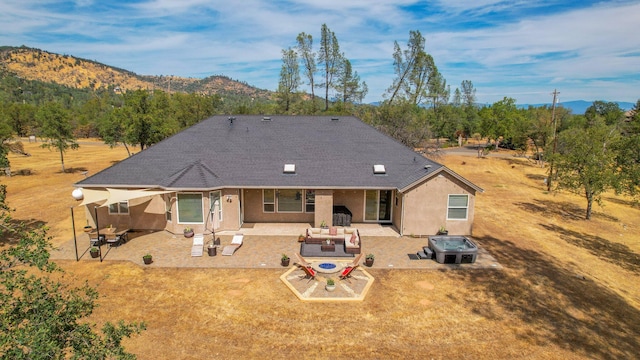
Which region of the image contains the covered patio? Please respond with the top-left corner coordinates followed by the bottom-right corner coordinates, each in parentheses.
top-left (52, 223), bottom-right (502, 270)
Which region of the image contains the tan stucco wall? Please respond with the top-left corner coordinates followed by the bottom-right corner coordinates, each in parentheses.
top-left (242, 189), bottom-right (314, 224)
top-left (314, 190), bottom-right (333, 227)
top-left (401, 172), bottom-right (477, 236)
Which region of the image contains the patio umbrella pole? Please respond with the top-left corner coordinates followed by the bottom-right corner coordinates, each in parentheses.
top-left (94, 206), bottom-right (102, 263)
top-left (70, 207), bottom-right (78, 261)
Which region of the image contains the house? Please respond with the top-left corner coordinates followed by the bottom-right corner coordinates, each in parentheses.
top-left (75, 115), bottom-right (483, 236)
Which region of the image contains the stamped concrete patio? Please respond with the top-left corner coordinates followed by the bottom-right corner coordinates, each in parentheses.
top-left (52, 223), bottom-right (502, 271)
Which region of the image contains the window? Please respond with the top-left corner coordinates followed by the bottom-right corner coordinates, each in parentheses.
top-left (364, 190), bottom-right (392, 222)
top-left (277, 189), bottom-right (303, 212)
top-left (447, 194), bottom-right (469, 220)
top-left (177, 193), bottom-right (203, 223)
top-left (209, 191), bottom-right (222, 222)
top-left (263, 189), bottom-right (275, 213)
top-left (108, 201), bottom-right (129, 215)
top-left (305, 190), bottom-right (315, 213)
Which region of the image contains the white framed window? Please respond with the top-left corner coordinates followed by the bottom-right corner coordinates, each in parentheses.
top-left (108, 201), bottom-right (129, 215)
top-left (305, 190), bottom-right (315, 213)
top-left (177, 193), bottom-right (204, 224)
top-left (447, 194), bottom-right (469, 220)
top-left (263, 189), bottom-right (275, 213)
top-left (209, 191), bottom-right (222, 222)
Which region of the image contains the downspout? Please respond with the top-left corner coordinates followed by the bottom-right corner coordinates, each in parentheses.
top-left (400, 191), bottom-right (405, 237)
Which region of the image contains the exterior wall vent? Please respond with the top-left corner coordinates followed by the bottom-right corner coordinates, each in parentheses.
top-left (284, 164), bottom-right (296, 174)
top-left (373, 164), bottom-right (386, 174)
top-left (331, 117), bottom-right (339, 121)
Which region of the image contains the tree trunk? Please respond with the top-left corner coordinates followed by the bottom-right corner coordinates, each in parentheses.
top-left (585, 192), bottom-right (593, 220)
top-left (59, 147), bottom-right (65, 173)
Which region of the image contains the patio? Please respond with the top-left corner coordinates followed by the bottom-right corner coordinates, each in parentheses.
top-left (52, 223), bottom-right (502, 270)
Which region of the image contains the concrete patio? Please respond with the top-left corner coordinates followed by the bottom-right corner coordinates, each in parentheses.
top-left (52, 223), bottom-right (502, 270)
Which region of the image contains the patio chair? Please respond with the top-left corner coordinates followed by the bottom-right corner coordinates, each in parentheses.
top-left (221, 233), bottom-right (244, 256)
top-left (340, 253), bottom-right (362, 283)
top-left (294, 252), bottom-right (312, 268)
top-left (299, 265), bottom-right (317, 283)
top-left (346, 253), bottom-right (363, 268)
top-left (339, 264), bottom-right (359, 283)
top-left (105, 232), bottom-right (120, 247)
top-left (191, 234), bottom-right (204, 257)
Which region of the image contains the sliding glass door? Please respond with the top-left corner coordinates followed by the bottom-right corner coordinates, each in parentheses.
top-left (364, 190), bottom-right (392, 222)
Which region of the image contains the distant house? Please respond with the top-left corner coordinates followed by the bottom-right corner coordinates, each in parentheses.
top-left (75, 115), bottom-right (483, 236)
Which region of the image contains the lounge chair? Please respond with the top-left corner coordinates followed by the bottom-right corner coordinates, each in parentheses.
top-left (221, 233), bottom-right (244, 256)
top-left (340, 253), bottom-right (363, 283)
top-left (191, 234), bottom-right (204, 257)
top-left (294, 252), bottom-right (312, 268)
top-left (299, 265), bottom-right (317, 282)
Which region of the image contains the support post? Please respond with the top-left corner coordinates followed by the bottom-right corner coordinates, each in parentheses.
top-left (94, 206), bottom-right (102, 262)
top-left (71, 207), bottom-right (78, 261)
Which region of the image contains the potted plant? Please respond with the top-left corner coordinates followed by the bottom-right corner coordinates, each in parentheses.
top-left (183, 227), bottom-right (194, 238)
top-left (325, 278), bottom-right (336, 292)
top-left (143, 253), bottom-right (153, 265)
top-left (437, 226), bottom-right (448, 235)
top-left (365, 253), bottom-right (375, 267)
top-left (298, 234), bottom-right (306, 242)
top-left (207, 241), bottom-right (216, 256)
top-left (281, 254), bottom-right (290, 267)
top-left (90, 247), bottom-right (99, 258)
top-left (83, 225), bottom-right (93, 233)
top-left (320, 220), bottom-right (328, 229)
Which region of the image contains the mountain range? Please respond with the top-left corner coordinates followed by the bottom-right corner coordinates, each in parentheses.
top-left (0, 46), bottom-right (272, 100)
top-left (517, 100), bottom-right (636, 115)
top-left (1, 46), bottom-right (635, 115)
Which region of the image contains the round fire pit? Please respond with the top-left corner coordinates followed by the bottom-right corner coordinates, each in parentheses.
top-left (312, 261), bottom-right (341, 274)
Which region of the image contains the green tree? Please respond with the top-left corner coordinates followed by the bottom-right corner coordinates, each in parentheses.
top-left (317, 24), bottom-right (342, 111)
top-left (276, 48), bottom-right (301, 113)
top-left (0, 186), bottom-right (146, 358)
top-left (296, 32), bottom-right (317, 113)
top-left (386, 30), bottom-right (437, 106)
top-left (552, 119), bottom-right (620, 219)
top-left (36, 102), bottom-right (78, 172)
top-left (335, 58), bottom-right (367, 104)
top-left (585, 100), bottom-right (624, 126)
top-left (613, 99), bottom-right (640, 198)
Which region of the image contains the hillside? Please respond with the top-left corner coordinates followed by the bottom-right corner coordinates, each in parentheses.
top-left (0, 46), bottom-right (272, 99)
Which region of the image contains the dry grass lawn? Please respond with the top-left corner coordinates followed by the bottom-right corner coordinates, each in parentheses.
top-left (3, 140), bottom-right (639, 359)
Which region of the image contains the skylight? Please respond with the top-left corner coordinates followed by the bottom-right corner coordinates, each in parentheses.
top-left (373, 164), bottom-right (386, 174)
top-left (284, 164), bottom-right (296, 173)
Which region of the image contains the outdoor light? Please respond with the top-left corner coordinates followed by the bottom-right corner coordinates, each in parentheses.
top-left (71, 188), bottom-right (84, 201)
top-left (226, 195), bottom-right (232, 202)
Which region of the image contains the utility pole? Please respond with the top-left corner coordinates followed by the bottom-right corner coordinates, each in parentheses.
top-left (547, 89), bottom-right (560, 191)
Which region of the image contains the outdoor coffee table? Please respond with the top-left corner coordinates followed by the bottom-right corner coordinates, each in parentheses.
top-left (320, 240), bottom-right (336, 252)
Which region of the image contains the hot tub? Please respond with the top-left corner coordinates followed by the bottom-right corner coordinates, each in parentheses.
top-left (428, 235), bottom-right (478, 264)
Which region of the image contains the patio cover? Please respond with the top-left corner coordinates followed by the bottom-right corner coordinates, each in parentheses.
top-left (77, 188), bottom-right (172, 207)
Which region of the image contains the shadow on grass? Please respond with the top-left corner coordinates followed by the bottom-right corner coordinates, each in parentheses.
top-left (515, 198), bottom-right (619, 222)
top-left (451, 235), bottom-right (640, 359)
top-left (540, 223), bottom-right (640, 274)
top-left (0, 218), bottom-right (47, 246)
top-left (604, 196), bottom-right (639, 209)
top-left (59, 167), bottom-right (88, 175)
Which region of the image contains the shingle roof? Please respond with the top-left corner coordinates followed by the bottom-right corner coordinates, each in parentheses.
top-left (77, 115), bottom-right (473, 191)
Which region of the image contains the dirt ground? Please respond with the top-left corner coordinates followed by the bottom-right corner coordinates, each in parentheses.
top-left (3, 139), bottom-right (639, 359)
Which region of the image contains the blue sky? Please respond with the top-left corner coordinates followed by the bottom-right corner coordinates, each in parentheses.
top-left (1, 0), bottom-right (639, 105)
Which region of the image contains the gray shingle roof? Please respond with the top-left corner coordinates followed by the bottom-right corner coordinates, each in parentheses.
top-left (77, 115), bottom-right (458, 191)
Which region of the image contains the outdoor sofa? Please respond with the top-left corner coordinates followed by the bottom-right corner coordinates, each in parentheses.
top-left (305, 227), bottom-right (361, 254)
